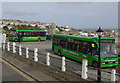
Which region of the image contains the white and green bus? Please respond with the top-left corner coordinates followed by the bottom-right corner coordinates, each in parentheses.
top-left (9, 29), bottom-right (46, 42)
top-left (52, 34), bottom-right (119, 68)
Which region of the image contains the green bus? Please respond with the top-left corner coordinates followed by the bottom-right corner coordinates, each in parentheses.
top-left (52, 34), bottom-right (119, 68)
top-left (9, 29), bottom-right (46, 42)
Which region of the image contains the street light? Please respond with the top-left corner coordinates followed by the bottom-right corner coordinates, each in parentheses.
top-left (96, 27), bottom-right (103, 82)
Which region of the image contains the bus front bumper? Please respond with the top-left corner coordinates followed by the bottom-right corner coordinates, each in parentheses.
top-left (101, 63), bottom-right (119, 68)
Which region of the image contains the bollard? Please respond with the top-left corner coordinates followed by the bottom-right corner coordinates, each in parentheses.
top-left (13, 42), bottom-right (16, 53)
top-left (26, 47), bottom-right (29, 58)
top-left (111, 69), bottom-right (116, 81)
top-left (2, 43), bottom-right (5, 50)
top-left (19, 45), bottom-right (22, 55)
top-left (82, 59), bottom-right (88, 79)
top-left (46, 52), bottom-right (50, 66)
top-left (7, 42), bottom-right (10, 51)
top-left (62, 56), bottom-right (66, 71)
top-left (34, 48), bottom-right (38, 62)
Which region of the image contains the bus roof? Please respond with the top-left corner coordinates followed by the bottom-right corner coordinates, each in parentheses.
top-left (53, 34), bottom-right (115, 43)
top-left (15, 29), bottom-right (46, 32)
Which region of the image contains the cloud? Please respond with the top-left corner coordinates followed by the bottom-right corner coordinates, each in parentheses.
top-left (2, 2), bottom-right (118, 29)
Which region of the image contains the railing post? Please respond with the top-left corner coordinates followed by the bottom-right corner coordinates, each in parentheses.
top-left (13, 42), bottom-right (16, 53)
top-left (46, 52), bottom-right (50, 66)
top-left (26, 47), bottom-right (29, 58)
top-left (82, 59), bottom-right (88, 79)
top-left (2, 43), bottom-right (5, 50)
top-left (62, 56), bottom-right (66, 71)
top-left (19, 45), bottom-right (22, 55)
top-left (111, 69), bottom-right (116, 81)
top-left (34, 48), bottom-right (38, 62)
top-left (7, 42), bottom-right (10, 51)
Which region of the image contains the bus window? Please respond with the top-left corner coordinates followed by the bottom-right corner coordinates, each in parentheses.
top-left (24, 32), bottom-right (29, 37)
top-left (82, 41), bottom-right (89, 53)
top-left (87, 42), bottom-right (92, 55)
top-left (71, 39), bottom-right (75, 51)
top-left (37, 32), bottom-right (40, 36)
top-left (58, 37), bottom-right (61, 46)
top-left (64, 38), bottom-right (67, 49)
top-left (24, 32), bottom-right (26, 36)
top-left (101, 44), bottom-right (118, 59)
top-left (31, 32), bottom-right (34, 37)
top-left (76, 40), bottom-right (80, 52)
top-left (78, 40), bottom-right (83, 52)
top-left (56, 37), bottom-right (62, 47)
top-left (55, 37), bottom-right (58, 45)
top-left (40, 32), bottom-right (46, 36)
top-left (73, 40), bottom-right (78, 51)
top-left (10, 31), bottom-right (16, 37)
top-left (67, 38), bottom-right (73, 50)
top-left (60, 38), bottom-right (66, 48)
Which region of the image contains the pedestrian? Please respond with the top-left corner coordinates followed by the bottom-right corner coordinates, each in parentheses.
top-left (18, 32), bottom-right (22, 43)
top-left (2, 33), bottom-right (6, 44)
top-left (2, 33), bottom-right (6, 48)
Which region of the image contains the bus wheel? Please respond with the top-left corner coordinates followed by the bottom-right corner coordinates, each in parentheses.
top-left (92, 61), bottom-right (98, 68)
top-left (14, 39), bottom-right (18, 42)
top-left (58, 50), bottom-right (61, 56)
top-left (38, 38), bottom-right (41, 41)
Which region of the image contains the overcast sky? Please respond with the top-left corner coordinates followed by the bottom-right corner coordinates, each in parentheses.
top-left (2, 2), bottom-right (118, 29)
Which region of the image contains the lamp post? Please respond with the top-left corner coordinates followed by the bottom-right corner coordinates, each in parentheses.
top-left (96, 27), bottom-right (103, 82)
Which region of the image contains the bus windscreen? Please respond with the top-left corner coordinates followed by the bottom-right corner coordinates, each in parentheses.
top-left (10, 31), bottom-right (16, 37)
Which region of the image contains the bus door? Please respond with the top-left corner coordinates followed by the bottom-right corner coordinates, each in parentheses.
top-left (80, 41), bottom-right (91, 61)
top-left (88, 43), bottom-right (99, 65)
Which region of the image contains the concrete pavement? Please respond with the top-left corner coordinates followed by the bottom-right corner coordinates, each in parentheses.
top-left (2, 51), bottom-right (58, 81)
top-left (2, 62), bottom-right (28, 81)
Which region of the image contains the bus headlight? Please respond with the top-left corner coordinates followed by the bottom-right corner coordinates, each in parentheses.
top-left (102, 62), bottom-right (105, 64)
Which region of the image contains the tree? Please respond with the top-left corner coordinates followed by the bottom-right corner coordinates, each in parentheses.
top-left (10, 28), bottom-right (16, 31)
top-left (35, 24), bottom-right (38, 28)
top-left (3, 26), bottom-right (9, 31)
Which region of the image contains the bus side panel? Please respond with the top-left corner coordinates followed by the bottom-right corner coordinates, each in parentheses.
top-left (14, 37), bottom-right (19, 41)
top-left (101, 58), bottom-right (119, 67)
top-left (22, 37), bottom-right (46, 41)
top-left (22, 37), bottom-right (38, 41)
top-left (53, 45), bottom-right (95, 66)
top-left (9, 37), bottom-right (18, 41)
top-left (53, 45), bottom-right (86, 63)
top-left (39, 37), bottom-right (46, 41)
top-left (53, 45), bottom-right (59, 53)
top-left (62, 50), bottom-right (83, 63)
top-left (88, 55), bottom-right (98, 66)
